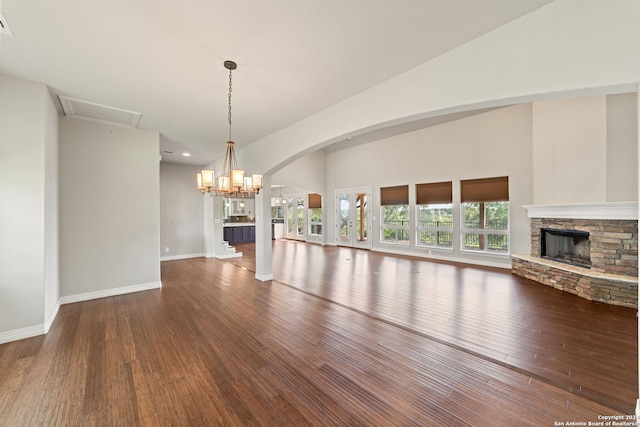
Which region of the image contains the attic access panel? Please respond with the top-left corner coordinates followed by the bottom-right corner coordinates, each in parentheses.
top-left (0, 14), bottom-right (14, 36)
top-left (58, 95), bottom-right (142, 129)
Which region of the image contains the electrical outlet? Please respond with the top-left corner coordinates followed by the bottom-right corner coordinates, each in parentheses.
top-left (165, 247), bottom-right (169, 253)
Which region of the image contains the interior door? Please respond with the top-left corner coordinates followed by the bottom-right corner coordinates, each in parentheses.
top-left (336, 188), bottom-right (371, 249)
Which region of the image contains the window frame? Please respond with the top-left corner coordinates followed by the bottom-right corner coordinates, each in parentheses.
top-left (416, 203), bottom-right (454, 250)
top-left (380, 185), bottom-right (410, 246)
top-left (459, 177), bottom-right (510, 256)
top-left (415, 181), bottom-right (453, 250)
top-left (381, 204), bottom-right (410, 245)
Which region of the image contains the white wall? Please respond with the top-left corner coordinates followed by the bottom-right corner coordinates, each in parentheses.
top-left (160, 162), bottom-right (205, 260)
top-left (239, 1), bottom-right (640, 177)
top-left (0, 74), bottom-right (58, 340)
top-left (326, 104), bottom-right (533, 267)
top-left (272, 150), bottom-right (326, 194)
top-left (59, 118), bottom-right (161, 298)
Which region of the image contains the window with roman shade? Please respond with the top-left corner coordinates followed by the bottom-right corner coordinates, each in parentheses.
top-left (416, 181), bottom-right (453, 249)
top-left (460, 176), bottom-right (509, 254)
top-left (460, 176), bottom-right (509, 204)
top-left (380, 185), bottom-right (409, 245)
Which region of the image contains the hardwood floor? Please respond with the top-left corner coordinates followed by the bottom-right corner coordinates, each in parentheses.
top-left (0, 240), bottom-right (636, 425)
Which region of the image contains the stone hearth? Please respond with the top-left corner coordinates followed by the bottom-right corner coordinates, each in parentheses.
top-left (512, 202), bottom-right (638, 309)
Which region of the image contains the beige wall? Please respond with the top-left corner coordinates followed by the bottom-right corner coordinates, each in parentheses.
top-left (159, 162), bottom-right (205, 259)
top-left (532, 94), bottom-right (638, 204)
top-left (607, 93), bottom-right (638, 201)
top-left (59, 117), bottom-right (161, 297)
top-left (0, 74), bottom-right (58, 340)
top-left (325, 104), bottom-right (534, 267)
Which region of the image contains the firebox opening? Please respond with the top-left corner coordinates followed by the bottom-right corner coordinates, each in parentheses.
top-left (541, 228), bottom-right (591, 268)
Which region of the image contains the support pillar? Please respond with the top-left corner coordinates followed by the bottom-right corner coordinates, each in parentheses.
top-left (255, 175), bottom-right (273, 281)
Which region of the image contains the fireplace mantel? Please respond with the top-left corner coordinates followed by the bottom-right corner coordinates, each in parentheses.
top-left (523, 202), bottom-right (637, 220)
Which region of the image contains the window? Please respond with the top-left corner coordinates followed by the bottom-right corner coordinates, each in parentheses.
top-left (416, 182), bottom-right (453, 249)
top-left (460, 177), bottom-right (509, 254)
top-left (308, 193), bottom-right (322, 236)
top-left (380, 185), bottom-right (409, 244)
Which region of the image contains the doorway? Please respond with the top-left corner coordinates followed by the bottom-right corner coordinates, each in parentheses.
top-left (336, 188), bottom-right (371, 249)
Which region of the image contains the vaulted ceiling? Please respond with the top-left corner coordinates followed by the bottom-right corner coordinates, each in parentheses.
top-left (0, 0), bottom-right (554, 165)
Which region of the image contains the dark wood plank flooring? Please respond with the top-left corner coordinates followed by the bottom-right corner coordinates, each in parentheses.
top-left (0, 240), bottom-right (636, 425)
top-left (230, 241), bottom-right (638, 413)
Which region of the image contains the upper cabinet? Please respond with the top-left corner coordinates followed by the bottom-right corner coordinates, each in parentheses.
top-left (227, 198), bottom-right (254, 216)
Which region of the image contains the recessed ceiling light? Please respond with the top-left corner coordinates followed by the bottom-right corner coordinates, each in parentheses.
top-left (182, 152), bottom-right (191, 157)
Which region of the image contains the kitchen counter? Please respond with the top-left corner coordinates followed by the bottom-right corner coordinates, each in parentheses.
top-left (223, 222), bottom-right (255, 227)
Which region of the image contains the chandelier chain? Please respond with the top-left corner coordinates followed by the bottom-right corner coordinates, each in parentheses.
top-left (228, 68), bottom-right (233, 141)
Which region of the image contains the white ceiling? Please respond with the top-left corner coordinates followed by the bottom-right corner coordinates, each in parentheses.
top-left (0, 0), bottom-right (554, 166)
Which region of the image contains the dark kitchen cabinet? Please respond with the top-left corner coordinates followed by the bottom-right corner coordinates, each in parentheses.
top-left (242, 226), bottom-right (255, 242)
top-left (223, 226), bottom-right (255, 244)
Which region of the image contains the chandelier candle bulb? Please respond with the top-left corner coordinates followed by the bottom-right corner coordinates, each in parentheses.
top-left (252, 174), bottom-right (263, 192)
top-left (218, 176), bottom-right (230, 192)
top-left (243, 176), bottom-right (253, 192)
top-left (232, 169), bottom-right (244, 188)
top-left (201, 170), bottom-right (214, 188)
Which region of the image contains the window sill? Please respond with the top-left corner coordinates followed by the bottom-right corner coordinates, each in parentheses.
top-left (460, 249), bottom-right (511, 258)
top-left (380, 241), bottom-right (410, 247)
top-left (416, 245), bottom-right (454, 253)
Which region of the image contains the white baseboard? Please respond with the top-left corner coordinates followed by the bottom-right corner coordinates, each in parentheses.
top-left (215, 252), bottom-right (243, 259)
top-left (0, 324), bottom-right (45, 345)
top-left (1, 281), bottom-right (163, 345)
top-left (255, 272), bottom-right (274, 282)
top-left (44, 300), bottom-right (61, 333)
top-left (160, 253), bottom-right (205, 261)
top-left (1, 281), bottom-right (162, 345)
top-left (60, 281), bottom-right (162, 305)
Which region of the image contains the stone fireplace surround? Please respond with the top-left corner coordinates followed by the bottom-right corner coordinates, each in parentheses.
top-left (512, 202), bottom-right (638, 309)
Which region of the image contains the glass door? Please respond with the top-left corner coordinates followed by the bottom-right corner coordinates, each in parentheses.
top-left (285, 195), bottom-right (306, 240)
top-left (336, 188), bottom-right (371, 249)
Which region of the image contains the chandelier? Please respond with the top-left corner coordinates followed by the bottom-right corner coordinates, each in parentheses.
top-left (197, 60), bottom-right (262, 195)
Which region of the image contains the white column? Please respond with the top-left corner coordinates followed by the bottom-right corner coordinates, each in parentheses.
top-left (255, 175), bottom-right (273, 281)
top-left (212, 196), bottom-right (228, 257)
top-left (203, 194), bottom-right (215, 257)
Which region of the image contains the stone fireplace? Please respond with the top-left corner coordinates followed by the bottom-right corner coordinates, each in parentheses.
top-left (512, 202), bottom-right (638, 309)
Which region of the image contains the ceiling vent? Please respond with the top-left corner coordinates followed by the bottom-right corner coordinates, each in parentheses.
top-left (58, 95), bottom-right (142, 129)
top-left (0, 13), bottom-right (14, 36)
